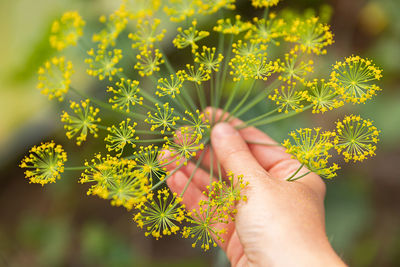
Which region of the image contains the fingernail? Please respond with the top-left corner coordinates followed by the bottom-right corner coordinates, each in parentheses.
top-left (212, 122), bottom-right (238, 139)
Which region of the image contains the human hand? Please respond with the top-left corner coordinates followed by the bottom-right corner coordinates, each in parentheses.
top-left (164, 108), bottom-right (346, 267)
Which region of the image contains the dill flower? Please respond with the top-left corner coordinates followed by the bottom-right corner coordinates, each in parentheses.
top-left (145, 103), bottom-right (180, 134)
top-left (306, 79), bottom-right (343, 114)
top-left (50, 11), bottom-right (85, 51)
top-left (277, 51), bottom-right (314, 83)
top-left (173, 20), bottom-right (210, 53)
top-left (120, 0), bottom-right (161, 20)
top-left (61, 99), bottom-right (101, 146)
top-left (203, 172), bottom-right (248, 220)
top-left (134, 189), bottom-right (185, 239)
top-left (80, 153), bottom-right (117, 188)
top-left (20, 141), bottom-right (67, 186)
top-left (104, 119), bottom-right (139, 156)
top-left (82, 156), bottom-right (149, 210)
top-left (133, 145), bottom-right (166, 181)
top-left (245, 15), bottom-right (286, 45)
top-left (128, 18), bottom-right (166, 51)
top-left (282, 128), bottom-right (339, 179)
top-left (198, 0), bottom-right (236, 15)
top-left (183, 208), bottom-right (227, 251)
top-left (232, 40), bottom-right (268, 58)
top-left (163, 0), bottom-right (196, 22)
top-left (183, 64), bottom-right (211, 84)
top-left (194, 46), bottom-right (224, 72)
top-left (213, 15), bottom-right (252, 35)
top-left (85, 47), bottom-right (123, 81)
top-left (92, 12), bottom-right (128, 48)
top-left (286, 17), bottom-right (334, 55)
top-left (108, 168), bottom-right (149, 210)
top-left (269, 83), bottom-right (308, 113)
top-left (37, 56), bottom-right (73, 101)
top-left (166, 127), bottom-right (204, 165)
top-left (251, 0), bottom-right (280, 8)
top-left (334, 115), bottom-right (380, 162)
top-left (330, 56), bottom-right (383, 104)
top-left (107, 78), bottom-right (143, 112)
top-left (182, 110), bottom-right (210, 139)
top-left (134, 49), bottom-right (164, 77)
top-left (156, 73), bottom-right (184, 99)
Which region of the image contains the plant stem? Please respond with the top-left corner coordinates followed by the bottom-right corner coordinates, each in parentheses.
top-left (180, 150), bottom-right (206, 197)
top-left (286, 163), bottom-right (304, 181)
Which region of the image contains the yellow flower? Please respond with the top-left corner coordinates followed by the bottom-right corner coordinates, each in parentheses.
top-left (285, 17), bottom-right (334, 55)
top-left (277, 51), bottom-right (314, 83)
top-left (134, 49), bottom-right (164, 77)
top-left (282, 128), bottom-right (339, 179)
top-left (61, 99), bottom-right (101, 146)
top-left (105, 119), bottom-right (139, 156)
top-left (251, 0), bottom-right (280, 8)
top-left (20, 141), bottom-right (67, 186)
top-left (156, 73), bottom-right (185, 99)
top-left (213, 15), bottom-right (252, 35)
top-left (306, 79), bottom-right (343, 114)
top-left (182, 64), bottom-right (211, 84)
top-left (197, 0), bottom-right (236, 14)
top-left (133, 145), bottom-right (167, 181)
top-left (145, 102), bottom-right (180, 134)
top-left (269, 82), bottom-right (308, 113)
top-left (194, 46), bottom-right (224, 72)
top-left (245, 15), bottom-right (286, 45)
top-left (107, 78), bottom-right (143, 112)
top-left (173, 20), bottom-right (210, 53)
top-left (163, 0), bottom-right (196, 22)
top-left (50, 11), bottom-right (85, 51)
top-left (128, 18), bottom-right (166, 51)
top-left (134, 189), bottom-right (185, 239)
top-left (37, 56), bottom-right (73, 101)
top-left (166, 127), bottom-right (204, 165)
top-left (120, 0), bottom-right (161, 20)
top-left (85, 47), bottom-right (123, 81)
top-left (334, 115), bottom-right (380, 162)
top-left (330, 56), bottom-right (383, 104)
top-left (92, 12), bottom-right (128, 49)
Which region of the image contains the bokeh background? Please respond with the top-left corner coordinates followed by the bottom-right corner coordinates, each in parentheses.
top-left (1, 0), bottom-right (399, 266)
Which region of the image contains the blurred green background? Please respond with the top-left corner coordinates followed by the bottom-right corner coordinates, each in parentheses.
top-left (1, 0), bottom-right (399, 266)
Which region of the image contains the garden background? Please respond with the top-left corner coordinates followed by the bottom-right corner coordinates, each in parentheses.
top-left (0, 0), bottom-right (399, 266)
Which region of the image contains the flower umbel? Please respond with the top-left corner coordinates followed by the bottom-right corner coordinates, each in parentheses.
top-left (50, 11), bottom-right (85, 51)
top-left (20, 142), bottom-right (67, 186)
top-left (61, 99), bottom-right (101, 145)
top-left (334, 115), bottom-right (380, 162)
top-left (37, 57), bottom-right (73, 101)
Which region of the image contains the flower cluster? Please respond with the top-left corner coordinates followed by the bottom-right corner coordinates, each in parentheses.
top-left (21, 0), bottom-right (383, 252)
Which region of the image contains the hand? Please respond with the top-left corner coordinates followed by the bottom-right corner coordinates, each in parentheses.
top-left (164, 108), bottom-right (346, 267)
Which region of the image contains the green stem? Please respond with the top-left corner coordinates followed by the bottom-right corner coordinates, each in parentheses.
top-left (287, 171), bottom-right (311, 182)
top-left (179, 150), bottom-right (206, 197)
top-left (219, 80), bottom-right (241, 123)
top-left (243, 108), bottom-right (278, 126)
top-left (69, 87), bottom-right (145, 119)
top-left (238, 105), bottom-right (312, 129)
top-left (286, 164), bottom-right (305, 181)
top-left (234, 78), bottom-right (282, 118)
top-left (245, 140), bottom-right (281, 146)
top-left (226, 80), bottom-right (256, 121)
top-left (195, 83), bottom-right (207, 111)
top-left (64, 166), bottom-right (87, 171)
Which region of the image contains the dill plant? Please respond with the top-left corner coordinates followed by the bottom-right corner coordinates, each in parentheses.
top-left (20, 0), bottom-right (382, 251)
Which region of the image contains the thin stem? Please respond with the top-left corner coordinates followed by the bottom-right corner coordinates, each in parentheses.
top-left (218, 34), bottom-right (234, 104)
top-left (286, 163), bottom-right (305, 181)
top-left (69, 87), bottom-right (145, 119)
top-left (150, 163), bottom-right (185, 191)
top-left (219, 80), bottom-right (241, 123)
top-left (226, 80), bottom-right (256, 121)
top-left (180, 150), bottom-right (206, 197)
top-left (238, 105), bottom-right (313, 129)
top-left (287, 171), bottom-right (311, 182)
top-left (195, 83), bottom-right (207, 111)
top-left (245, 140), bottom-right (281, 146)
top-left (234, 78), bottom-right (282, 118)
top-left (243, 108), bottom-right (278, 126)
top-left (64, 166), bottom-right (87, 171)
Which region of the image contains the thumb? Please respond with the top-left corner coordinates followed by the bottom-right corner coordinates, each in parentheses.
top-left (211, 123), bottom-right (270, 182)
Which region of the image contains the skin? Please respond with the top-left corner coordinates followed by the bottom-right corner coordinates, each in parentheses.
top-left (163, 108), bottom-right (347, 267)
